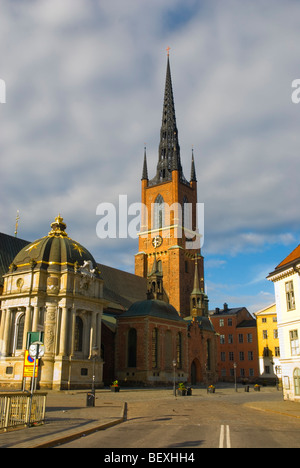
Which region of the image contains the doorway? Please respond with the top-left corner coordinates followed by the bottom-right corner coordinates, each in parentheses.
top-left (191, 358), bottom-right (201, 385)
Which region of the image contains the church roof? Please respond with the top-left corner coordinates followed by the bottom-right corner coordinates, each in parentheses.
top-left (184, 316), bottom-right (215, 332)
top-left (98, 263), bottom-right (147, 311)
top-left (121, 299), bottom-right (183, 322)
top-left (0, 232), bottom-right (30, 285)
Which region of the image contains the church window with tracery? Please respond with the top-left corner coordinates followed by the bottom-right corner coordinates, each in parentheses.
top-left (153, 195), bottom-right (165, 230)
top-left (74, 316), bottom-right (83, 352)
top-left (128, 328), bottom-right (137, 367)
top-left (16, 314), bottom-right (25, 350)
top-left (152, 328), bottom-right (159, 368)
top-left (176, 332), bottom-right (182, 369)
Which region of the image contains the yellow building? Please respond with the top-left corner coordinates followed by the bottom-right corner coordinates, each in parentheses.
top-left (254, 303), bottom-right (281, 383)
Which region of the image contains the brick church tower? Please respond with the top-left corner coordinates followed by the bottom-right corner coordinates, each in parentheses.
top-left (135, 54), bottom-right (204, 317)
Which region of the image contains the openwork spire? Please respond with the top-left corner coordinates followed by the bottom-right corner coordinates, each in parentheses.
top-left (149, 55), bottom-right (188, 186)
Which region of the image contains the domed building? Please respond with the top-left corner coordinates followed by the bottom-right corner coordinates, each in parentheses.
top-left (0, 215), bottom-right (106, 390)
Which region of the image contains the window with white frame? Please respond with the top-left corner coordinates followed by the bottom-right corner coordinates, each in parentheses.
top-left (290, 330), bottom-right (299, 356)
top-left (285, 281), bottom-right (296, 311)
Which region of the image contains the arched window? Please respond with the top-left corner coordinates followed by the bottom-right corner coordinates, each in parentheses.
top-left (74, 316), bottom-right (83, 352)
top-left (182, 196), bottom-right (191, 230)
top-left (152, 328), bottom-right (159, 369)
top-left (16, 314), bottom-right (25, 350)
top-left (207, 339), bottom-right (211, 371)
top-left (176, 332), bottom-right (182, 369)
top-left (165, 330), bottom-right (172, 369)
top-left (294, 368), bottom-right (300, 396)
top-left (154, 195), bottom-right (165, 229)
top-left (128, 328), bottom-right (137, 367)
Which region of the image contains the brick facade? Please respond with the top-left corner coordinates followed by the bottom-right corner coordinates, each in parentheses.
top-left (115, 309), bottom-right (188, 385)
top-left (210, 305), bottom-right (259, 382)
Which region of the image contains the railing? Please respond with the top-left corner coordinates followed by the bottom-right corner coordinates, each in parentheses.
top-left (0, 392), bottom-right (47, 431)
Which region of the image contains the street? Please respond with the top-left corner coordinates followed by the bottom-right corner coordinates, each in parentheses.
top-left (55, 388), bottom-right (300, 449)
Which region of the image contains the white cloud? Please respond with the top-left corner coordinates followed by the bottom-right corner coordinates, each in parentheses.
top-left (1, 0), bottom-right (300, 275)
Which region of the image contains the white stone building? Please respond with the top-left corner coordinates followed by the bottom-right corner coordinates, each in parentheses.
top-left (0, 215), bottom-right (106, 390)
top-left (268, 245), bottom-right (300, 401)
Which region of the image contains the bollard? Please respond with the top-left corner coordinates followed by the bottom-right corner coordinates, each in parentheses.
top-left (86, 392), bottom-right (95, 407)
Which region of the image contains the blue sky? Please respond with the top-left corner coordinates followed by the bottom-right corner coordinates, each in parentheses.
top-left (1, 0), bottom-right (300, 314)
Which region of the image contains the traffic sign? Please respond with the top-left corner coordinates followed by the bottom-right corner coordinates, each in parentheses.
top-left (23, 350), bottom-right (38, 378)
top-left (28, 341), bottom-right (45, 359)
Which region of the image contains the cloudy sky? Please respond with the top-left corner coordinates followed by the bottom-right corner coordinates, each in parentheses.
top-left (1, 0), bottom-right (300, 313)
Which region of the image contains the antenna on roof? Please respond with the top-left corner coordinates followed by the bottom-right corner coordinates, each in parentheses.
top-left (14, 210), bottom-right (20, 237)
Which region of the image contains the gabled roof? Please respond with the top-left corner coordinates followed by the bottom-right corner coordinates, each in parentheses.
top-left (0, 232), bottom-right (30, 285)
top-left (209, 307), bottom-right (246, 317)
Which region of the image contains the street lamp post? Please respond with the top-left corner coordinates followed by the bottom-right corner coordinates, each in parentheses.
top-left (91, 346), bottom-right (99, 395)
top-left (173, 359), bottom-right (177, 397)
top-left (234, 362), bottom-right (237, 392)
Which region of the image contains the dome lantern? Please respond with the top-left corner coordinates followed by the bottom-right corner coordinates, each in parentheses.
top-left (48, 214), bottom-right (68, 238)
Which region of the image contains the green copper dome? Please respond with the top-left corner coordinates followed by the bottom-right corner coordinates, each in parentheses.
top-left (11, 215), bottom-right (98, 274)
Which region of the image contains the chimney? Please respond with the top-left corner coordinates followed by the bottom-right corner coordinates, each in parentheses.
top-left (215, 307), bottom-right (220, 314)
top-left (223, 303), bottom-right (228, 311)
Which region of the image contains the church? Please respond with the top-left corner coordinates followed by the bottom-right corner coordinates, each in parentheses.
top-left (0, 55), bottom-right (218, 390)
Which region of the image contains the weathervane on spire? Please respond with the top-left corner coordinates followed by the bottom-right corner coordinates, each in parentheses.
top-left (166, 46), bottom-right (171, 57)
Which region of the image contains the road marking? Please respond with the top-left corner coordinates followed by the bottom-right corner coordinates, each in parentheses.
top-left (226, 425), bottom-right (231, 448)
top-left (219, 425), bottom-right (225, 448)
top-left (219, 425), bottom-right (231, 448)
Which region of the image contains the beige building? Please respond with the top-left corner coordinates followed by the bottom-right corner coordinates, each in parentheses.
top-left (268, 245), bottom-right (300, 401)
top-left (0, 215), bottom-right (106, 390)
top-left (254, 303), bottom-right (281, 382)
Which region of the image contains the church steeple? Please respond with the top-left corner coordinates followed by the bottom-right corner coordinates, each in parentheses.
top-left (190, 149), bottom-right (197, 182)
top-left (142, 147), bottom-right (148, 181)
top-left (149, 55), bottom-right (188, 186)
top-left (190, 255), bottom-right (209, 317)
top-left (135, 53), bottom-right (203, 317)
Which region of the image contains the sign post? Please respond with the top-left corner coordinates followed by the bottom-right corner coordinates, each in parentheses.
top-left (23, 331), bottom-right (44, 391)
top-left (27, 341), bottom-right (45, 426)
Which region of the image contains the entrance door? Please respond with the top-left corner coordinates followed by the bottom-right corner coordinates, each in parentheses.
top-left (191, 359), bottom-right (201, 385)
top-left (191, 361), bottom-right (197, 385)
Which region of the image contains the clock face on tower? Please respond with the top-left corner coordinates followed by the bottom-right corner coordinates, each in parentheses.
top-left (152, 235), bottom-right (163, 248)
